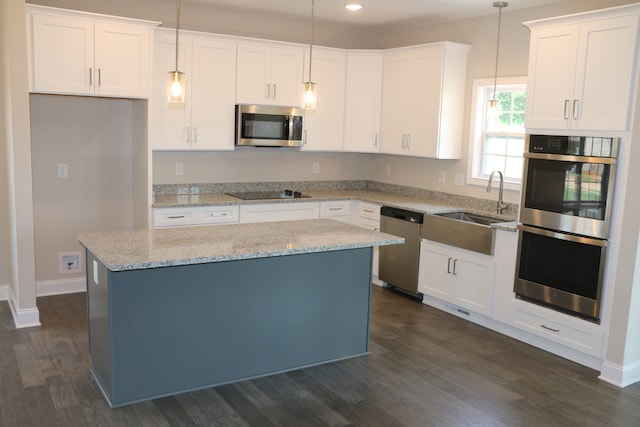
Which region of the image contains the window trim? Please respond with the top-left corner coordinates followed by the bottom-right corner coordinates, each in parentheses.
top-left (466, 76), bottom-right (527, 192)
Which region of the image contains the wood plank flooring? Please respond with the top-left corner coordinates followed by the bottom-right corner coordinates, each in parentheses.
top-left (1, 286), bottom-right (640, 426)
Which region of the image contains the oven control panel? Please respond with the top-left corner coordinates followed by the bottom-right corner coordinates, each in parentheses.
top-left (528, 135), bottom-right (618, 158)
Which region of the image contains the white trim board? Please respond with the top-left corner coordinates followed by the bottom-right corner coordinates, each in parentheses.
top-left (36, 276), bottom-right (86, 297)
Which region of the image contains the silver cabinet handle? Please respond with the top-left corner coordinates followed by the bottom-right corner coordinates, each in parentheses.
top-left (328, 207), bottom-right (342, 211)
top-left (167, 215), bottom-right (185, 219)
top-left (265, 84), bottom-right (270, 98)
top-left (186, 127), bottom-right (191, 143)
top-left (573, 100), bottom-right (579, 120)
top-left (272, 84), bottom-right (276, 98)
top-left (98, 68), bottom-right (101, 86)
top-left (208, 212), bottom-right (228, 217)
top-left (363, 209), bottom-right (375, 214)
top-left (447, 257), bottom-right (453, 274)
top-left (89, 68), bottom-right (93, 86)
top-left (401, 134), bottom-right (406, 149)
top-left (564, 99), bottom-right (570, 119)
top-left (374, 133), bottom-right (378, 147)
top-left (406, 134), bottom-right (411, 149)
top-left (303, 130), bottom-right (307, 145)
top-left (193, 127), bottom-right (198, 143)
top-left (452, 259), bottom-right (458, 276)
top-left (541, 324), bottom-right (560, 333)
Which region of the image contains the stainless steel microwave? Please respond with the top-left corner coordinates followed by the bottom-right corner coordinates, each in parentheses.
top-left (235, 104), bottom-right (304, 147)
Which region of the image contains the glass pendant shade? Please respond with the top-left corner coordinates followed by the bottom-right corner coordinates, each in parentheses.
top-left (303, 81), bottom-right (318, 110)
top-left (167, 71), bottom-right (186, 105)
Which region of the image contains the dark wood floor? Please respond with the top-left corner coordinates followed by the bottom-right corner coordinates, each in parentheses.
top-left (1, 286), bottom-right (640, 426)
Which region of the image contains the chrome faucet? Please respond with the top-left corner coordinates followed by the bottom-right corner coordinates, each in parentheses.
top-left (487, 170), bottom-right (508, 214)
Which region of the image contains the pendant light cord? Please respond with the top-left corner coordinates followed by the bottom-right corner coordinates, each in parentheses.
top-left (175, 0), bottom-right (181, 73)
top-left (492, 2), bottom-right (507, 101)
top-left (308, 0), bottom-right (314, 82)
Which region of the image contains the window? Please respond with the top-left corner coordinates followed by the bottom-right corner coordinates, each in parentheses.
top-left (467, 77), bottom-right (527, 190)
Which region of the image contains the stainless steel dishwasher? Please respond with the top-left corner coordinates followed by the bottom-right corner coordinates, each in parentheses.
top-left (379, 206), bottom-right (424, 298)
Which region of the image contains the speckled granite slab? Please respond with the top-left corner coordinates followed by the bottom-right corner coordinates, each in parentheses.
top-left (79, 219), bottom-right (404, 272)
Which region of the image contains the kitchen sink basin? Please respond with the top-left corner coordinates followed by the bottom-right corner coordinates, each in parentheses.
top-left (422, 211), bottom-right (509, 255)
top-left (432, 211), bottom-right (506, 226)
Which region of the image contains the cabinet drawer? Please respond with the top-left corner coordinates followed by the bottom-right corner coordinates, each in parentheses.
top-left (511, 301), bottom-right (603, 357)
top-left (198, 206), bottom-right (239, 225)
top-left (320, 200), bottom-right (352, 218)
top-left (239, 202), bottom-right (320, 224)
top-left (357, 202), bottom-right (380, 221)
top-left (154, 207), bottom-right (197, 227)
top-left (357, 217), bottom-right (379, 231)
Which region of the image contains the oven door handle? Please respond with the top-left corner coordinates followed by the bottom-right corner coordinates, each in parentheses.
top-left (518, 224), bottom-right (608, 247)
top-left (524, 152), bottom-right (616, 164)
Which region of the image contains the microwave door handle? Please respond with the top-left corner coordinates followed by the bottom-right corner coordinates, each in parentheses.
top-left (286, 116), bottom-right (293, 140)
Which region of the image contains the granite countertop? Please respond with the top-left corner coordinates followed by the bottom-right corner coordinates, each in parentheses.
top-left (152, 189), bottom-right (518, 232)
top-left (79, 219), bottom-right (404, 272)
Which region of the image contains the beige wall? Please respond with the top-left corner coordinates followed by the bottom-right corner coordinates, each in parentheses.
top-left (29, 95), bottom-right (146, 282)
top-left (2, 0), bottom-right (38, 325)
top-left (0, 0), bottom-right (11, 289)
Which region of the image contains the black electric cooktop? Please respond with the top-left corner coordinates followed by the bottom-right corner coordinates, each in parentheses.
top-left (225, 190), bottom-right (311, 200)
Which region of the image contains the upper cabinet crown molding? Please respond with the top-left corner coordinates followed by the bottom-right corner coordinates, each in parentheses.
top-left (524, 3), bottom-right (640, 132)
top-left (26, 4), bottom-right (159, 98)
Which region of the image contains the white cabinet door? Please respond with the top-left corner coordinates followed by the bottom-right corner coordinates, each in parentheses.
top-left (302, 48), bottom-right (346, 152)
top-left (28, 7), bottom-right (155, 98)
top-left (419, 240), bottom-right (495, 317)
top-left (236, 43), bottom-right (304, 107)
top-left (31, 14), bottom-right (94, 95)
top-left (189, 37), bottom-right (236, 150)
top-left (380, 43), bottom-right (468, 159)
top-left (93, 22), bottom-right (150, 98)
top-left (150, 31), bottom-right (191, 150)
top-left (525, 11), bottom-right (639, 131)
top-left (150, 30), bottom-right (236, 151)
top-left (343, 51), bottom-right (383, 153)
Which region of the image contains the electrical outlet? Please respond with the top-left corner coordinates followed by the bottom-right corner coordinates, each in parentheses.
top-left (57, 163), bottom-right (68, 178)
top-left (384, 165), bottom-right (391, 176)
top-left (93, 260), bottom-right (99, 285)
top-left (59, 252), bottom-right (81, 274)
top-left (175, 162), bottom-right (184, 176)
top-left (312, 162), bottom-right (320, 174)
top-left (438, 170), bottom-right (446, 184)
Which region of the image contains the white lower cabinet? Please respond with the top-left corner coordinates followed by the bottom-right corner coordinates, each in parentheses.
top-left (238, 202), bottom-right (320, 224)
top-left (510, 299), bottom-right (603, 358)
top-left (319, 200), bottom-right (353, 224)
top-left (418, 240), bottom-right (496, 317)
top-left (355, 202), bottom-right (381, 283)
top-left (154, 205), bottom-right (239, 228)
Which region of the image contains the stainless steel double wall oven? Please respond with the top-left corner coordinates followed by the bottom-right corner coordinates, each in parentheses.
top-left (515, 134), bottom-right (619, 322)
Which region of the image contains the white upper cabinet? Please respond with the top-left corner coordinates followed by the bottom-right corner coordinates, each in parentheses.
top-left (27, 5), bottom-right (158, 98)
top-left (380, 42), bottom-right (469, 159)
top-left (301, 47), bottom-right (347, 152)
top-left (343, 51), bottom-right (383, 153)
top-left (150, 29), bottom-right (237, 151)
top-left (525, 5), bottom-right (640, 131)
top-left (236, 42), bottom-right (305, 107)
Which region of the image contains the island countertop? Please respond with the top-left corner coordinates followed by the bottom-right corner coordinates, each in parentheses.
top-left (79, 219), bottom-right (404, 272)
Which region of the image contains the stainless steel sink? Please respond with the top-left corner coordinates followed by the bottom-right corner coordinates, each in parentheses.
top-left (422, 211), bottom-right (508, 255)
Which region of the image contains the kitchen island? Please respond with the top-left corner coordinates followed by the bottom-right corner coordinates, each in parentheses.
top-left (79, 219), bottom-right (403, 407)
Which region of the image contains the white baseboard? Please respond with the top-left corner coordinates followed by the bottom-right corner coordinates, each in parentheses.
top-left (600, 360), bottom-right (640, 387)
top-left (7, 287), bottom-right (40, 328)
top-left (37, 276), bottom-right (86, 297)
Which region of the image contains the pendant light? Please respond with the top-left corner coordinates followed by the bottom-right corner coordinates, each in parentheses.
top-left (302, 0), bottom-right (318, 110)
top-left (167, 0), bottom-right (186, 106)
top-left (489, 1), bottom-right (508, 119)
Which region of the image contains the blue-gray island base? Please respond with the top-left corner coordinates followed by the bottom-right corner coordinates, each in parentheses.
top-left (80, 220), bottom-right (403, 407)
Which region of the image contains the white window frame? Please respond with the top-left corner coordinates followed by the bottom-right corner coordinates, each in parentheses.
top-left (466, 76), bottom-right (527, 192)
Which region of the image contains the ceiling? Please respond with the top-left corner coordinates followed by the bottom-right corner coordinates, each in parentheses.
top-left (187, 0), bottom-right (571, 27)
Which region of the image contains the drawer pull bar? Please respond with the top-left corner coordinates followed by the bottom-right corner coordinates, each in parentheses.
top-left (167, 215), bottom-right (186, 219)
top-left (541, 324), bottom-right (560, 333)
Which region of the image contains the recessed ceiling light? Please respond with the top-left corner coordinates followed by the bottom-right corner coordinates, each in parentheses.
top-left (345, 3), bottom-right (363, 11)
